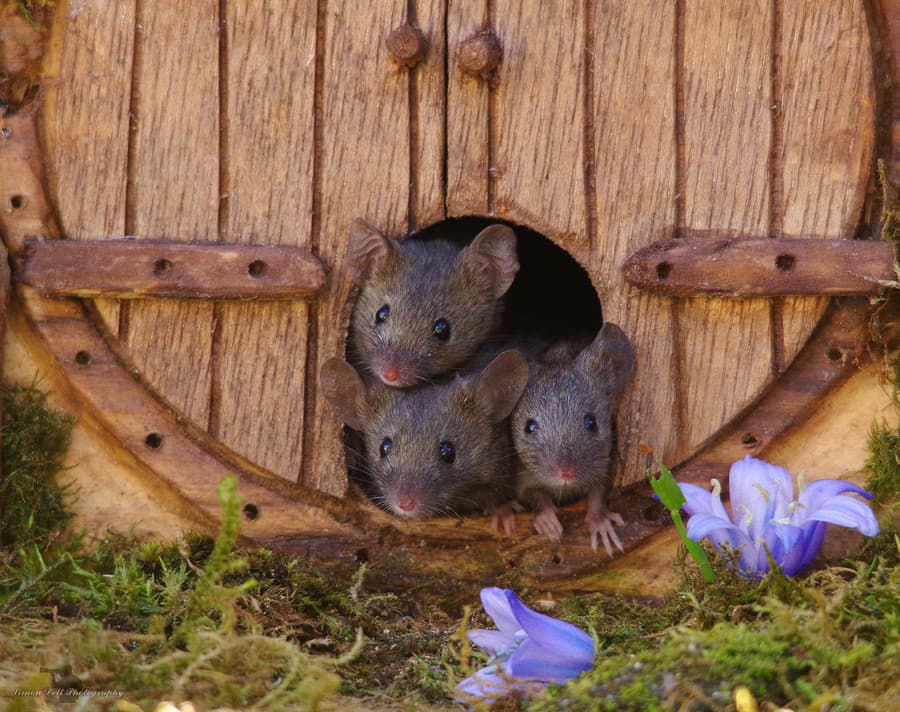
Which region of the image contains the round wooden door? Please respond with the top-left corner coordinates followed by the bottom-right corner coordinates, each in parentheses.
top-left (1, 0), bottom-right (895, 578)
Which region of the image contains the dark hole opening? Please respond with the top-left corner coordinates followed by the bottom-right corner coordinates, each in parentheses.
top-left (656, 261), bottom-right (672, 280)
top-left (826, 347), bottom-right (843, 362)
top-left (74, 350), bottom-right (92, 366)
top-left (153, 258), bottom-right (174, 277)
top-left (9, 194), bottom-right (25, 210)
top-left (550, 553), bottom-right (562, 565)
top-left (248, 260), bottom-right (268, 277)
top-left (145, 432), bottom-right (164, 449)
top-left (355, 548), bottom-right (370, 564)
top-left (775, 254), bottom-right (795, 272)
top-left (242, 503), bottom-right (259, 520)
top-left (741, 432), bottom-right (759, 448)
top-left (343, 216), bottom-right (604, 508)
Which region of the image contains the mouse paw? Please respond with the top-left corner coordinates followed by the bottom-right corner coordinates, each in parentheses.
top-left (587, 510), bottom-right (625, 557)
top-left (533, 506), bottom-right (564, 542)
top-left (489, 501), bottom-right (523, 535)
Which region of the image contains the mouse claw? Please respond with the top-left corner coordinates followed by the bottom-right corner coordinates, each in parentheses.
top-left (588, 510), bottom-right (625, 557)
top-left (533, 506), bottom-right (564, 542)
top-left (489, 501), bottom-right (523, 536)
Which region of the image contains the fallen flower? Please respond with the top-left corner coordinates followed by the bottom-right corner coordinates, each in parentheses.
top-left (678, 455), bottom-right (879, 577)
top-left (455, 587), bottom-right (595, 706)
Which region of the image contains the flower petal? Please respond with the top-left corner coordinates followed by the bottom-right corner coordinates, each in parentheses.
top-left (778, 521), bottom-right (826, 576)
top-left (480, 587), bottom-right (521, 635)
top-left (508, 638), bottom-right (593, 683)
top-left (454, 666), bottom-right (538, 704)
top-left (728, 456), bottom-right (793, 540)
top-left (795, 479), bottom-right (873, 526)
top-left (468, 629), bottom-right (517, 656)
top-left (685, 513), bottom-right (751, 549)
top-left (505, 591), bottom-right (595, 663)
top-left (679, 482), bottom-right (729, 521)
top-left (806, 497), bottom-right (880, 536)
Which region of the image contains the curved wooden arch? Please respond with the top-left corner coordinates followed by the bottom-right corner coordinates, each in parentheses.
top-left (1, 0), bottom-right (896, 584)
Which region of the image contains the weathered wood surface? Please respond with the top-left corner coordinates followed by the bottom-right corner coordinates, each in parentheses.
top-left (19, 239), bottom-right (326, 299)
top-left (624, 237), bottom-right (895, 297)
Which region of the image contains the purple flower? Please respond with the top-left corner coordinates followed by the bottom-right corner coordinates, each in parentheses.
top-left (678, 455), bottom-right (879, 577)
top-left (454, 588), bottom-right (595, 706)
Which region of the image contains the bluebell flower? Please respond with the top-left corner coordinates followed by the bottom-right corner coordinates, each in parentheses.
top-left (678, 455), bottom-right (879, 577)
top-left (454, 587), bottom-right (595, 706)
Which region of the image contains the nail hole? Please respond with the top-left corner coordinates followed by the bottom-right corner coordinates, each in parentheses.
top-left (145, 433), bottom-right (164, 449)
top-left (550, 554), bottom-right (562, 565)
top-left (74, 350), bottom-right (92, 366)
top-left (775, 254), bottom-right (795, 272)
top-left (355, 548), bottom-right (370, 564)
top-left (248, 260), bottom-right (268, 277)
top-left (656, 262), bottom-right (672, 280)
top-left (9, 194), bottom-right (25, 210)
top-left (242, 503), bottom-right (259, 521)
top-left (643, 500), bottom-right (667, 523)
top-left (153, 259), bottom-right (174, 277)
top-left (741, 432), bottom-right (759, 448)
top-left (826, 347), bottom-right (843, 362)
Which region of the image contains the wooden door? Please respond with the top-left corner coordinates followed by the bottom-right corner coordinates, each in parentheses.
top-left (1, 0), bottom-right (893, 575)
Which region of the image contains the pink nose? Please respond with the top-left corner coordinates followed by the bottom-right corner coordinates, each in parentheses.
top-left (556, 464), bottom-right (577, 481)
top-left (381, 366), bottom-right (401, 383)
top-left (397, 494), bottom-right (418, 512)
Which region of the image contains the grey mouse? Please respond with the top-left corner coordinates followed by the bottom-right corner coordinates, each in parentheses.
top-left (510, 322), bottom-right (636, 555)
top-left (345, 218), bottom-right (519, 388)
top-left (319, 351), bottom-right (530, 520)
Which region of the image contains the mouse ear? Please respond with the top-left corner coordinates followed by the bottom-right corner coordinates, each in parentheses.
top-left (577, 323), bottom-right (636, 401)
top-left (460, 225), bottom-right (519, 301)
top-left (345, 218), bottom-right (399, 285)
top-left (319, 358), bottom-right (370, 430)
top-left (472, 350), bottom-right (530, 422)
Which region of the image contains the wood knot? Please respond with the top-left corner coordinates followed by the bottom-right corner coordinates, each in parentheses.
top-left (458, 28), bottom-right (502, 81)
top-left (386, 24), bottom-right (428, 68)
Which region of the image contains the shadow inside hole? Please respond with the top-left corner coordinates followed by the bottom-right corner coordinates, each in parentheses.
top-left (342, 216), bottom-right (604, 507)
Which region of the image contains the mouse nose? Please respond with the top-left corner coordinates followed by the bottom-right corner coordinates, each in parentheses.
top-left (396, 493), bottom-right (419, 512)
top-left (380, 365), bottom-right (401, 384)
top-left (555, 463), bottom-right (578, 482)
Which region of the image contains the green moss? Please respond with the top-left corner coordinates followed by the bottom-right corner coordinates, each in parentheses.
top-left (1, 383), bottom-right (76, 549)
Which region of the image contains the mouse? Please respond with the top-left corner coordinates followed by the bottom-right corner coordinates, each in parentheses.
top-left (319, 350), bottom-right (530, 521)
top-left (344, 218), bottom-right (519, 388)
top-left (510, 322), bottom-right (636, 555)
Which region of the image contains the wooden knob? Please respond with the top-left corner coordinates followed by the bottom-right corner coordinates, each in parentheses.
top-left (386, 24), bottom-right (428, 68)
top-left (458, 29), bottom-right (502, 79)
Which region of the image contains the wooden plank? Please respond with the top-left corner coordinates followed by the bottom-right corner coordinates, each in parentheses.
top-left (589, 0), bottom-right (679, 481)
top-left (447, 0), bottom-right (490, 215)
top-left (780, 1), bottom-right (875, 363)
top-left (215, 0), bottom-right (318, 480)
top-left (624, 237), bottom-right (894, 297)
top-left (302, 1), bottom-right (409, 494)
top-left (415, 0), bottom-right (447, 229)
top-left (679, 0), bottom-right (773, 453)
top-left (38, 0), bottom-right (134, 335)
top-left (123, 1), bottom-right (219, 428)
top-left (19, 239), bottom-right (325, 299)
top-left (493, 0), bottom-right (585, 250)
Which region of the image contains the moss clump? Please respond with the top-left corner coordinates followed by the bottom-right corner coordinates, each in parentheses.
top-left (865, 421), bottom-right (900, 503)
top-left (0, 383), bottom-right (76, 549)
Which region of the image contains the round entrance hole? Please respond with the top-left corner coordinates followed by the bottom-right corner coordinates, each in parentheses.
top-left (341, 216), bottom-right (603, 511)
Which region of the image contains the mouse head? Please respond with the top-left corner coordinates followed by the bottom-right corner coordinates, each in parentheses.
top-left (320, 351), bottom-right (529, 518)
top-left (345, 219), bottom-right (519, 388)
top-left (512, 323), bottom-right (636, 496)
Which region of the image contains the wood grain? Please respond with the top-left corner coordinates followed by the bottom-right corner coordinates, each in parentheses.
top-left (301, 1), bottom-right (409, 494)
top-left (780, 0), bottom-right (875, 364)
top-left (589, 0), bottom-right (679, 481)
top-left (38, 0), bottom-right (134, 334)
top-left (123, 1), bottom-right (219, 428)
top-left (415, 0), bottom-right (447, 229)
top-left (447, 0), bottom-right (490, 215)
top-left (215, 0), bottom-right (318, 479)
top-left (624, 237), bottom-right (894, 297)
top-left (679, 0), bottom-right (773, 453)
top-left (493, 0), bottom-right (586, 250)
top-left (19, 239), bottom-right (325, 299)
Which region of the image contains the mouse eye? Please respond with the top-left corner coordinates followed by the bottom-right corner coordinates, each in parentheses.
top-left (524, 419), bottom-right (539, 434)
top-left (583, 414), bottom-right (598, 432)
top-left (375, 304), bottom-right (390, 324)
top-left (379, 437), bottom-right (393, 458)
top-left (439, 440), bottom-right (456, 464)
top-left (432, 318), bottom-right (451, 341)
